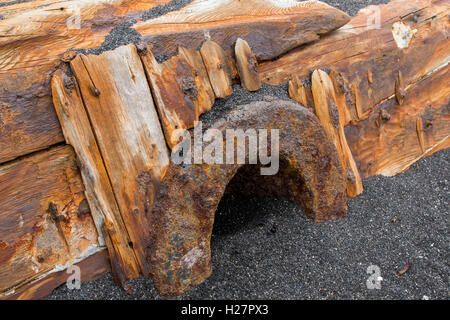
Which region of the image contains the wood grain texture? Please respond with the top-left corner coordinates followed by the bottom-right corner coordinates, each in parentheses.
top-left (311, 70), bottom-right (363, 198)
top-left (140, 45), bottom-right (214, 149)
top-left (259, 0), bottom-right (450, 122)
top-left (200, 40), bottom-right (233, 98)
top-left (345, 64), bottom-right (450, 178)
top-left (51, 69), bottom-right (140, 286)
top-left (289, 76), bottom-right (314, 109)
top-left (70, 44), bottom-right (169, 277)
top-left (4, 249), bottom-right (110, 300)
top-left (235, 38), bottom-right (262, 92)
top-left (0, 0), bottom-right (171, 164)
top-left (135, 0), bottom-right (350, 60)
top-left (0, 145), bottom-right (100, 296)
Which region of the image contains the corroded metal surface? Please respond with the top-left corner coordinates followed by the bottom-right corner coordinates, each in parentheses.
top-left (148, 100), bottom-right (348, 296)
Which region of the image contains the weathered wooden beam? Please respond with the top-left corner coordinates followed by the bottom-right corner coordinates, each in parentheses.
top-left (51, 69), bottom-right (140, 288)
top-left (311, 70), bottom-right (363, 197)
top-left (259, 0), bottom-right (450, 123)
top-left (200, 40), bottom-right (234, 99)
top-left (0, 145), bottom-right (100, 297)
top-left (70, 44), bottom-right (170, 278)
top-left (134, 0), bottom-right (350, 60)
top-left (140, 45), bottom-right (214, 149)
top-left (235, 38), bottom-right (262, 92)
top-left (0, 0), bottom-right (173, 164)
top-left (345, 64), bottom-right (450, 178)
top-left (149, 100), bottom-right (348, 296)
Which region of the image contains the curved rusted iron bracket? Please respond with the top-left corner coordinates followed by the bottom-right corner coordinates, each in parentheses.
top-left (148, 99), bottom-right (348, 297)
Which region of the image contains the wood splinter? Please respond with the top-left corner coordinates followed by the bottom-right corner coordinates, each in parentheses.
top-left (235, 38), bottom-right (261, 92)
top-left (311, 70), bottom-right (364, 198)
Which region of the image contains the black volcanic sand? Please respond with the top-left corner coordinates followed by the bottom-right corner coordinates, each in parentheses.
top-left (46, 0), bottom-right (449, 301)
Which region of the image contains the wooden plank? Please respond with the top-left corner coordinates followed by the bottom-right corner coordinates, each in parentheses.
top-left (0, 145), bottom-right (100, 295)
top-left (345, 64), bottom-right (450, 178)
top-left (200, 40), bottom-right (233, 98)
top-left (177, 46), bottom-right (215, 114)
top-left (4, 249), bottom-right (110, 300)
top-left (311, 70), bottom-right (363, 198)
top-left (51, 69), bottom-right (140, 286)
top-left (0, 0), bottom-right (171, 164)
top-left (134, 0), bottom-right (350, 60)
top-left (140, 45), bottom-right (214, 149)
top-left (259, 0), bottom-right (450, 123)
top-left (70, 44), bottom-right (169, 277)
top-left (235, 38), bottom-right (261, 92)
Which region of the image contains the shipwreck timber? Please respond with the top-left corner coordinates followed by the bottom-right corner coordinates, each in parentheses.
top-left (0, 0), bottom-right (448, 299)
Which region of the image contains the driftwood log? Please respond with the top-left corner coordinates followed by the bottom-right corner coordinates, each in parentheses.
top-left (0, 0), bottom-right (448, 299)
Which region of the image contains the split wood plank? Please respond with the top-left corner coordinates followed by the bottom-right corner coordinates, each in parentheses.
top-left (311, 70), bottom-right (363, 198)
top-left (0, 145), bottom-right (99, 295)
top-left (140, 45), bottom-right (214, 149)
top-left (200, 40), bottom-right (233, 99)
top-left (235, 38), bottom-right (262, 92)
top-left (134, 0), bottom-right (350, 60)
top-left (51, 69), bottom-right (140, 286)
top-left (70, 44), bottom-right (170, 277)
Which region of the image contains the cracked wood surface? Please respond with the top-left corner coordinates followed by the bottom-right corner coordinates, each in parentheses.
top-left (140, 45), bottom-right (215, 149)
top-left (51, 69), bottom-right (140, 288)
top-left (235, 38), bottom-right (262, 92)
top-left (311, 70), bottom-right (363, 197)
top-left (0, 145), bottom-right (100, 296)
top-left (70, 44), bottom-right (169, 278)
top-left (200, 40), bottom-right (234, 99)
top-left (4, 249), bottom-right (110, 300)
top-left (149, 100), bottom-right (348, 296)
top-left (259, 0), bottom-right (450, 122)
top-left (345, 64), bottom-right (450, 178)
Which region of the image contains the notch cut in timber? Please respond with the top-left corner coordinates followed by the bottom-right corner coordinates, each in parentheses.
top-left (67, 44), bottom-right (170, 280)
top-left (311, 70), bottom-right (363, 198)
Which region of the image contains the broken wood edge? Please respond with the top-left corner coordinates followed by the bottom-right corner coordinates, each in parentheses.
top-left (2, 249), bottom-right (110, 300)
top-left (235, 38), bottom-right (262, 92)
top-left (69, 44), bottom-right (170, 279)
top-left (200, 40), bottom-right (233, 99)
top-left (140, 44), bottom-right (217, 149)
top-left (311, 69), bottom-right (363, 198)
top-left (51, 69), bottom-right (141, 288)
